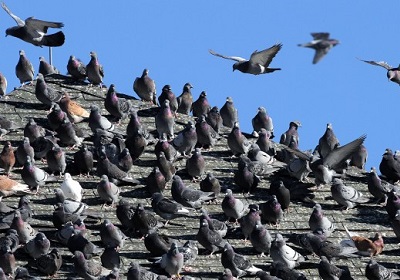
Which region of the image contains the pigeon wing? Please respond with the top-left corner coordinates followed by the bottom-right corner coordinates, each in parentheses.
top-left (313, 48), bottom-right (329, 64)
top-left (25, 17), bottom-right (64, 33)
top-left (209, 49), bottom-right (246, 62)
top-left (358, 59), bottom-right (392, 70)
top-left (2, 2), bottom-right (25, 27)
top-left (311, 32), bottom-right (330, 40)
top-left (249, 43), bottom-right (282, 67)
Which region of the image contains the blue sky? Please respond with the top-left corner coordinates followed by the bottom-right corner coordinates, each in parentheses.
top-left (1, 1), bottom-right (399, 170)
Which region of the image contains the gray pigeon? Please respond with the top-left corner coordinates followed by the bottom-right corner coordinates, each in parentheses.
top-left (331, 178), bottom-right (369, 210)
top-left (256, 128), bottom-right (276, 155)
top-left (227, 122), bottom-right (250, 156)
top-left (220, 97), bottom-right (238, 128)
top-left (127, 262), bottom-right (166, 280)
top-left (221, 189), bottom-right (248, 222)
top-left (200, 208), bottom-right (227, 238)
top-left (10, 210), bottom-right (36, 243)
top-left (349, 144), bottom-right (368, 170)
top-left (280, 121), bottom-right (301, 147)
top-left (46, 145), bottom-right (66, 175)
top-left (239, 204), bottom-right (261, 240)
top-left (24, 232), bottom-right (50, 259)
top-left (67, 55), bottom-right (87, 80)
top-left (358, 58), bottom-right (400, 86)
top-left (309, 203), bottom-right (335, 237)
top-left (206, 105), bottom-right (223, 133)
top-left (151, 192), bottom-right (190, 223)
top-left (104, 84), bottom-right (131, 121)
top-left (38, 56), bottom-right (59, 76)
top-left (30, 248), bottom-right (63, 277)
top-left (35, 73), bottom-right (63, 106)
top-left (191, 91), bottom-right (210, 118)
top-left (2, 2), bottom-right (65, 47)
top-left (0, 244), bottom-right (15, 276)
top-left (97, 175), bottom-right (120, 207)
top-left (100, 248), bottom-right (120, 270)
top-left (318, 123), bottom-right (340, 159)
top-left (21, 156), bottom-right (53, 191)
top-left (177, 82), bottom-right (193, 115)
top-left (298, 33), bottom-right (339, 64)
top-left (252, 107), bottom-right (274, 136)
top-left (172, 121), bottom-right (197, 156)
top-left (99, 219), bottom-right (127, 249)
top-left (270, 233), bottom-right (305, 269)
top-left (380, 148), bottom-right (400, 182)
top-left (196, 219), bottom-right (227, 256)
top-left (200, 173), bottom-right (221, 197)
top-left (133, 68), bottom-right (157, 104)
top-left (365, 259), bottom-right (400, 280)
top-left (249, 220), bottom-right (272, 257)
top-left (318, 255), bottom-right (352, 280)
top-left (86, 51), bottom-right (104, 86)
top-left (158, 84), bottom-right (178, 115)
top-left (186, 148), bottom-right (206, 180)
top-left (368, 167), bottom-right (393, 204)
top-left (155, 99), bottom-right (175, 139)
top-left (195, 115), bottom-right (219, 149)
top-left (171, 175), bottom-right (214, 209)
top-left (89, 105), bottom-right (115, 133)
top-left (73, 250), bottom-right (103, 280)
top-left (157, 242), bottom-right (184, 278)
top-left (15, 50), bottom-right (34, 86)
top-left (24, 118), bottom-right (46, 143)
top-left (0, 72), bottom-right (7, 98)
top-left (221, 242), bottom-right (262, 277)
top-left (209, 43), bottom-right (282, 75)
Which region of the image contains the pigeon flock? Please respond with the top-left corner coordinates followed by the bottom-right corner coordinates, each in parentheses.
top-left (0, 3), bottom-right (399, 280)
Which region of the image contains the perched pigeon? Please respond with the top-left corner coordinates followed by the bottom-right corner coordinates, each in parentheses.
top-left (259, 195), bottom-right (283, 226)
top-left (127, 262), bottom-right (167, 280)
top-left (2, 3), bottom-right (65, 47)
top-left (171, 175), bottom-right (214, 209)
top-left (38, 56), bottom-right (59, 76)
top-left (227, 122), bottom-right (250, 156)
top-left (270, 180), bottom-right (290, 212)
top-left (209, 43), bottom-right (282, 75)
top-left (250, 220), bottom-right (272, 257)
top-left (86, 51), bottom-right (104, 86)
top-left (133, 69), bottom-right (157, 104)
top-left (220, 97), bottom-right (238, 128)
top-left (155, 133), bottom-right (178, 162)
top-left (221, 189), bottom-right (248, 222)
top-left (35, 73), bottom-right (63, 106)
top-left (318, 123), bottom-right (340, 159)
top-left (349, 144), bottom-right (368, 170)
top-left (200, 209), bottom-right (227, 238)
top-left (280, 121), bottom-right (301, 147)
top-left (379, 149), bottom-right (400, 183)
top-left (47, 103), bottom-right (67, 130)
top-left (132, 203), bottom-right (162, 237)
top-left (177, 82), bottom-right (193, 115)
top-left (252, 107), bottom-right (274, 136)
top-left (186, 148), bottom-right (206, 180)
top-left (157, 151), bottom-right (176, 182)
top-left (61, 173), bottom-right (82, 202)
top-left (24, 232), bottom-right (50, 259)
top-left (172, 121), bottom-right (197, 156)
top-left (0, 141), bottom-right (15, 176)
top-left (318, 255), bottom-right (352, 280)
top-left (151, 192), bottom-right (190, 223)
top-left (358, 58), bottom-right (400, 86)
top-left (144, 228), bottom-right (175, 256)
top-left (15, 138), bottom-right (34, 166)
top-left (89, 105), bottom-right (115, 133)
top-left (331, 178), bottom-right (369, 210)
top-left (68, 232), bottom-right (102, 260)
top-left (46, 145), bottom-right (66, 176)
top-left (0, 244), bottom-right (16, 276)
top-left (309, 204), bottom-right (335, 237)
top-left (270, 262), bottom-right (307, 280)
top-left (270, 233), bottom-right (305, 269)
top-left (21, 156), bottom-right (53, 191)
top-left (73, 251), bottom-right (103, 280)
top-left (146, 166), bottom-right (166, 195)
top-left (195, 115), bottom-right (219, 149)
top-left (206, 106), bottom-right (223, 133)
top-left (104, 84), bottom-right (131, 121)
top-left (200, 173), bottom-right (221, 197)
top-left (59, 92), bottom-right (90, 123)
top-left (67, 55), bottom-right (87, 81)
top-left (99, 219), bottom-right (127, 249)
top-left (155, 99), bottom-right (175, 139)
top-left (234, 158), bottom-right (260, 194)
top-left (239, 204), bottom-right (261, 240)
top-left (73, 144), bottom-right (94, 176)
top-left (298, 33), bottom-right (339, 64)
top-left (256, 128), bottom-right (276, 155)
top-left (191, 91), bottom-right (210, 118)
top-left (29, 248), bottom-right (62, 276)
top-left (221, 242), bottom-right (262, 277)
top-left (196, 219), bottom-right (227, 256)
top-left (97, 175), bottom-right (120, 207)
top-left (343, 225), bottom-right (384, 257)
top-left (0, 73), bottom-right (7, 98)
top-left (158, 85), bottom-right (178, 115)
top-left (100, 247), bottom-right (120, 270)
top-left (365, 259), bottom-right (400, 280)
top-left (155, 242), bottom-right (184, 279)
top-left (10, 210), bottom-right (36, 243)
top-left (367, 167), bottom-right (392, 204)
top-left (15, 50), bottom-right (34, 86)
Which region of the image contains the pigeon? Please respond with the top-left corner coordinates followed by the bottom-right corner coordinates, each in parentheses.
top-left (144, 228), bottom-right (175, 256)
top-left (318, 123), bottom-right (340, 159)
top-left (89, 105), bottom-right (115, 133)
top-left (255, 271), bottom-right (280, 280)
top-left (256, 128), bottom-right (276, 155)
top-left (221, 242), bottom-right (262, 277)
top-left (200, 209), bottom-right (227, 238)
top-left (171, 175), bottom-right (214, 209)
top-left (14, 266), bottom-right (41, 280)
top-left (209, 43), bottom-right (282, 75)
top-left (127, 262), bottom-right (167, 280)
top-left (67, 55), bottom-right (87, 81)
top-left (270, 180), bottom-right (290, 211)
top-left (196, 115), bottom-right (219, 149)
top-left (46, 145), bottom-right (66, 175)
top-left (10, 210), bottom-right (36, 243)
top-left (379, 149), bottom-right (400, 182)
top-left (133, 69), bottom-right (157, 104)
top-left (367, 167), bottom-right (393, 204)
top-left (156, 242), bottom-right (184, 278)
top-left (391, 210), bottom-right (400, 242)
top-left (308, 204), bottom-right (335, 237)
top-left (116, 147), bottom-right (133, 172)
top-left (0, 244), bottom-right (16, 276)
top-left (318, 255), bottom-right (352, 280)
top-left (386, 187), bottom-right (400, 219)
top-left (221, 268), bottom-right (239, 280)
top-left (151, 192), bottom-right (190, 223)
top-left (252, 107), bottom-right (274, 136)
top-left (73, 250), bottom-right (103, 280)
top-left (54, 188), bottom-right (89, 217)
top-left (358, 59), bottom-right (400, 86)
top-left (125, 129), bottom-right (147, 160)
top-left (331, 178), bottom-right (369, 210)
top-left (172, 121), bottom-right (197, 156)
top-left (191, 91), bottom-right (210, 118)
top-left (270, 233), bottom-right (305, 269)
top-left (259, 195), bottom-right (283, 226)
top-left (61, 173), bottom-right (82, 202)
top-left (15, 138), bottom-right (34, 166)
top-left (35, 73), bottom-right (63, 106)
top-left (38, 56), bottom-right (59, 76)
top-left (24, 118), bottom-right (46, 144)
top-left (157, 151), bottom-right (176, 182)
top-left (270, 262), bottom-right (307, 280)
top-left (132, 203), bottom-right (163, 237)
top-left (349, 144), bottom-right (368, 170)
top-left (155, 133), bottom-right (178, 162)
top-left (343, 225), bottom-right (384, 257)
top-left (86, 51), bottom-right (104, 86)
top-left (239, 204), bottom-right (261, 240)
top-left (97, 175), bottom-right (120, 207)
top-left (280, 121), bottom-right (301, 147)
top-left (30, 248), bottom-right (62, 276)
top-left (115, 199), bottom-right (135, 232)
top-left (155, 99), bottom-right (175, 139)
top-left (47, 102), bottom-right (67, 130)
top-left (0, 141), bottom-right (15, 176)
top-left (158, 85), bottom-right (178, 115)
top-left (15, 50), bottom-right (34, 86)
top-left (104, 84), bottom-right (131, 121)
top-left (73, 144), bottom-right (94, 176)
top-left (365, 259), bottom-right (400, 280)
top-left (220, 97), bottom-right (238, 128)
top-left (227, 122), bottom-right (250, 156)
top-left (24, 232), bottom-right (50, 259)
top-left (146, 166), bottom-right (166, 195)
top-left (59, 92), bottom-right (90, 123)
top-left (298, 33), bottom-right (339, 64)
top-left (196, 219), bottom-right (227, 256)
top-left (234, 158), bottom-right (260, 194)
top-left (99, 219), bottom-right (127, 249)
top-left (100, 248), bottom-right (120, 270)
top-left (221, 189), bottom-right (248, 222)
top-left (200, 173), bottom-right (221, 197)
top-left (206, 106), bottom-right (223, 133)
top-left (0, 73), bottom-right (7, 98)
top-left (21, 156), bottom-right (53, 191)
top-left (68, 232), bottom-right (103, 260)
top-left (177, 82), bottom-right (193, 115)
top-left (249, 220), bottom-right (272, 257)
top-left (186, 148), bottom-right (206, 180)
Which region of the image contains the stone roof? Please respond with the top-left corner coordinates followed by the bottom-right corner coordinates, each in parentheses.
top-left (0, 74), bottom-right (399, 279)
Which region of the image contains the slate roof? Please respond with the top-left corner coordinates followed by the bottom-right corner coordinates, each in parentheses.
top-left (0, 74), bottom-right (399, 279)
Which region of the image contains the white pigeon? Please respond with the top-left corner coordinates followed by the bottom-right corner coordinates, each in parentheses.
top-left (60, 173), bottom-right (82, 202)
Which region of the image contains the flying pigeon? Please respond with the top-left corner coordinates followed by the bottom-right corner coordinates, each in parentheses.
top-left (298, 33), bottom-right (339, 64)
top-left (358, 58), bottom-right (400, 86)
top-left (133, 68), bottom-right (157, 104)
top-left (209, 43), bottom-right (282, 75)
top-left (2, 2), bottom-right (65, 47)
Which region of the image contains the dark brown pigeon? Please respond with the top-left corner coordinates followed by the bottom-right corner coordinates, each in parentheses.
top-left (2, 2), bottom-right (65, 47)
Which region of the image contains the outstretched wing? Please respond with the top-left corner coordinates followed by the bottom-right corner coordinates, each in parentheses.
top-left (25, 17), bottom-right (64, 33)
top-left (358, 58), bottom-right (392, 70)
top-left (311, 32), bottom-right (330, 40)
top-left (2, 2), bottom-right (25, 27)
top-left (249, 43), bottom-right (282, 67)
top-left (209, 49), bottom-right (246, 62)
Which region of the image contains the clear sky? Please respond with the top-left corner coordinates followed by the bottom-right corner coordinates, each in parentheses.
top-left (1, 1), bottom-right (399, 170)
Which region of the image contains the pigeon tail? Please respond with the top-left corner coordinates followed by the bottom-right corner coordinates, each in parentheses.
top-left (41, 31), bottom-right (65, 47)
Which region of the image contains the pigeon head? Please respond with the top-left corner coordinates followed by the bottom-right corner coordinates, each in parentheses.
top-left (162, 84), bottom-right (172, 92)
top-left (232, 62), bottom-right (241, 72)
